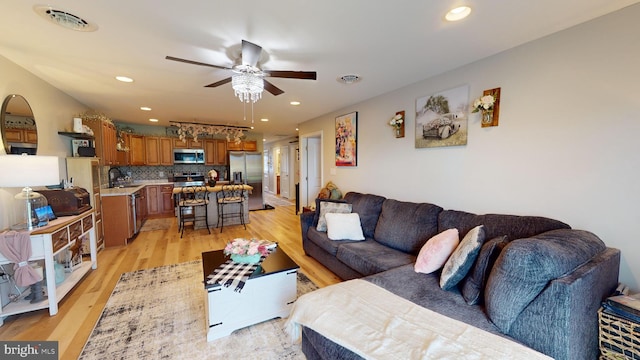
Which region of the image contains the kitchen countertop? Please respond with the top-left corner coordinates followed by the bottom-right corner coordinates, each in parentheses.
top-left (100, 180), bottom-right (234, 197)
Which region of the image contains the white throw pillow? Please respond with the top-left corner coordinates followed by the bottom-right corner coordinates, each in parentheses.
top-left (325, 213), bottom-right (365, 241)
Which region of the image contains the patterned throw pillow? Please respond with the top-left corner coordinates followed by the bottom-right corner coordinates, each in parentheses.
top-left (460, 235), bottom-right (508, 305)
top-left (440, 225), bottom-right (486, 290)
top-left (316, 202), bottom-right (352, 232)
top-left (414, 229), bottom-right (460, 274)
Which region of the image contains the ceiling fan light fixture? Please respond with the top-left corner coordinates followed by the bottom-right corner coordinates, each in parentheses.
top-left (232, 73), bottom-right (264, 103)
top-left (337, 74), bottom-right (361, 84)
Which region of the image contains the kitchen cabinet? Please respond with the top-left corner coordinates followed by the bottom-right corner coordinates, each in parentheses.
top-left (0, 212), bottom-right (97, 324)
top-left (129, 134), bottom-right (145, 165)
top-left (82, 119), bottom-right (118, 166)
top-left (102, 195), bottom-right (134, 246)
top-left (227, 140), bottom-right (257, 151)
top-left (205, 139), bottom-right (227, 165)
top-left (174, 138), bottom-right (203, 149)
top-left (66, 157), bottom-right (104, 251)
top-left (146, 184), bottom-right (174, 217)
top-left (116, 132), bottom-right (131, 166)
top-left (145, 136), bottom-right (173, 166)
top-left (4, 128), bottom-right (37, 143)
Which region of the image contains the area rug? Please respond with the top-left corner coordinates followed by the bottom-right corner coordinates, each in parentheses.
top-left (139, 217), bottom-right (174, 232)
top-left (79, 261), bottom-right (318, 359)
top-left (263, 193), bottom-right (295, 207)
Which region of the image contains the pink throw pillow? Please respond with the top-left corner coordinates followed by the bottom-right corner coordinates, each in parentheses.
top-left (414, 229), bottom-right (460, 274)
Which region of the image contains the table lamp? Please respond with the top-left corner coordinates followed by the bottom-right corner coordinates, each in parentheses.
top-left (0, 154), bottom-right (60, 230)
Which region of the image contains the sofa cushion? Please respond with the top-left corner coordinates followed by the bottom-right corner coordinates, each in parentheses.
top-left (485, 229), bottom-right (607, 333)
top-left (414, 229), bottom-right (459, 274)
top-left (374, 199), bottom-right (443, 255)
top-left (325, 213), bottom-right (365, 241)
top-left (438, 210), bottom-right (571, 241)
top-left (307, 227), bottom-right (349, 255)
top-left (317, 201), bottom-right (353, 232)
top-left (460, 235), bottom-right (508, 305)
top-left (440, 225), bottom-right (486, 290)
top-left (336, 240), bottom-right (415, 276)
top-left (343, 192), bottom-right (386, 239)
top-left (364, 264), bottom-right (504, 336)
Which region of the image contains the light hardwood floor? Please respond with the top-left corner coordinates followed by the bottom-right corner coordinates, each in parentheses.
top-left (0, 204), bottom-right (340, 359)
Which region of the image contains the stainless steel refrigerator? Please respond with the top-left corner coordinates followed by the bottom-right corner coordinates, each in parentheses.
top-left (228, 151), bottom-right (264, 210)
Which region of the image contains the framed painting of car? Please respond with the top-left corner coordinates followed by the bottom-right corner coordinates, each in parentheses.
top-left (415, 85), bottom-right (469, 148)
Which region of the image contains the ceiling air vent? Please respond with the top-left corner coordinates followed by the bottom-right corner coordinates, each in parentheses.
top-left (34, 5), bottom-right (98, 32)
top-left (337, 74), bottom-right (361, 84)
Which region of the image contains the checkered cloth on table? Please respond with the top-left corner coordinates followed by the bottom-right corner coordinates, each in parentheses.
top-left (206, 255), bottom-right (267, 292)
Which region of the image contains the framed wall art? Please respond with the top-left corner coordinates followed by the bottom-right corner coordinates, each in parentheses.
top-left (415, 85), bottom-right (469, 148)
top-left (335, 111), bottom-right (358, 166)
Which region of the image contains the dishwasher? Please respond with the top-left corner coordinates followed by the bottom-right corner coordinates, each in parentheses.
top-left (131, 190), bottom-right (144, 235)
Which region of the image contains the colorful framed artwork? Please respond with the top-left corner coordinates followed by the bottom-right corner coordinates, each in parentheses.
top-left (415, 85), bottom-right (469, 148)
top-left (335, 111), bottom-right (358, 166)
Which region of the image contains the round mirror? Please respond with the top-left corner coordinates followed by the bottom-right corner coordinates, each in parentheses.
top-left (1, 94), bottom-right (37, 155)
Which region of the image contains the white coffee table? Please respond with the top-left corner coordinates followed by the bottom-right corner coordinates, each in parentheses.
top-left (202, 248), bottom-right (299, 341)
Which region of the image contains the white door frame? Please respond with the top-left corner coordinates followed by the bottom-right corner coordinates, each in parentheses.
top-left (299, 130), bottom-right (323, 208)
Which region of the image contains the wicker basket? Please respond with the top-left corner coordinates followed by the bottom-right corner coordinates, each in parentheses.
top-left (599, 308), bottom-right (640, 359)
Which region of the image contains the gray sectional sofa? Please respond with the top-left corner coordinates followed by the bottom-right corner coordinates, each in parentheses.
top-left (299, 192), bottom-right (620, 360)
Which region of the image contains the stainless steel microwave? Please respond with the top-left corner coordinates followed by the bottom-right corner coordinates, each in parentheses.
top-left (173, 148), bottom-right (205, 164)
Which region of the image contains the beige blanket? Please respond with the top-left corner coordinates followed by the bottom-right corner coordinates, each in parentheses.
top-left (285, 279), bottom-right (552, 360)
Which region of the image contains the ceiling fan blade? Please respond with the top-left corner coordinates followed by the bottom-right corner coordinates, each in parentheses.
top-left (263, 70), bottom-right (317, 80)
top-left (205, 77), bottom-right (232, 88)
top-left (241, 40), bottom-right (262, 67)
top-left (165, 56), bottom-right (232, 70)
top-left (264, 80), bottom-right (284, 96)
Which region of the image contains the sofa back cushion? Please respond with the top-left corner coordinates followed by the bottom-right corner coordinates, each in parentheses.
top-left (343, 192), bottom-right (386, 239)
top-left (438, 210), bottom-right (571, 241)
top-left (374, 199), bottom-right (443, 254)
top-left (484, 229), bottom-right (606, 333)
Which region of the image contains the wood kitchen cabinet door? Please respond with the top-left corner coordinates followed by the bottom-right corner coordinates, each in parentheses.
top-left (159, 137), bottom-right (173, 165)
top-left (129, 135), bottom-right (145, 165)
top-left (145, 137), bottom-right (160, 165)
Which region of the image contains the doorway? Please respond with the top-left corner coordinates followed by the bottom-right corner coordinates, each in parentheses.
top-left (300, 131), bottom-right (322, 208)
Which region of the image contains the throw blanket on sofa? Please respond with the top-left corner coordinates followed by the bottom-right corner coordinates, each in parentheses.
top-left (285, 280), bottom-right (552, 360)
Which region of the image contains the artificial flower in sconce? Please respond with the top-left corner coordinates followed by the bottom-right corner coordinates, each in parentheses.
top-left (471, 88), bottom-right (501, 127)
top-left (388, 111), bottom-right (405, 138)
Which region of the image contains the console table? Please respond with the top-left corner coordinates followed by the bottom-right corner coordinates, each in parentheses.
top-left (0, 210), bottom-right (97, 325)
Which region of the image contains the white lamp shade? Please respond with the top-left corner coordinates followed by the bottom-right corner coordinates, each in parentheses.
top-left (0, 155), bottom-right (60, 187)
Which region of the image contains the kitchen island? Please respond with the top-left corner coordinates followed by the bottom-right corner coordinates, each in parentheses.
top-left (172, 184), bottom-right (253, 230)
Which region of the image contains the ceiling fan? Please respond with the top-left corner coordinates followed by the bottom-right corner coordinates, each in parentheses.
top-left (166, 40), bottom-right (317, 100)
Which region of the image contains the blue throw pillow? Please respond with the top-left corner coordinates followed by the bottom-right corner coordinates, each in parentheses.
top-left (460, 235), bottom-right (508, 304)
top-left (440, 225), bottom-right (486, 290)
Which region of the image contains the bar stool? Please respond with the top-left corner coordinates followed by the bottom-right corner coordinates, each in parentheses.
top-left (216, 184), bottom-right (247, 233)
top-left (178, 186), bottom-right (210, 238)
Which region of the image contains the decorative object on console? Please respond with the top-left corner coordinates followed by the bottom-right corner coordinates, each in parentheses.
top-left (0, 154), bottom-right (60, 230)
top-left (415, 85), bottom-right (469, 148)
top-left (389, 111), bottom-right (405, 138)
top-left (170, 121), bottom-right (250, 144)
top-left (335, 111), bottom-right (358, 167)
top-left (224, 238), bottom-right (275, 264)
top-left (472, 87), bottom-right (501, 127)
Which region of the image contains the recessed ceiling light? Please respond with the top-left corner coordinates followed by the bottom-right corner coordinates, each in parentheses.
top-left (337, 74), bottom-right (361, 84)
top-left (295, 128), bottom-right (299, 131)
top-left (116, 76), bottom-right (134, 83)
top-left (445, 6), bottom-right (471, 21)
top-left (290, 101), bottom-right (301, 106)
top-left (260, 118), bottom-right (269, 122)
top-left (140, 106), bottom-right (152, 111)
top-left (263, 138), bottom-right (266, 142)
top-left (149, 118), bottom-right (159, 122)
top-left (33, 5), bottom-right (98, 32)
top-left (251, 126), bottom-right (255, 129)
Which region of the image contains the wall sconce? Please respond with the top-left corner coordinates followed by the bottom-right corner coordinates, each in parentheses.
top-left (471, 88), bottom-right (501, 127)
top-left (0, 155), bottom-right (60, 230)
top-left (389, 111), bottom-right (405, 138)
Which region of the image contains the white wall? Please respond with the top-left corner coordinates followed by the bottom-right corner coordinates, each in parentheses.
top-left (0, 55), bottom-right (88, 229)
top-left (299, 5), bottom-right (640, 290)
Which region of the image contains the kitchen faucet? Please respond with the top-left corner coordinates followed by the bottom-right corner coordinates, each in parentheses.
top-left (108, 167), bottom-right (123, 188)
